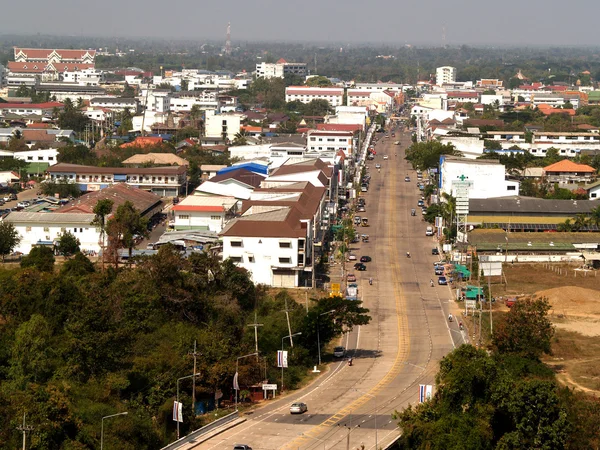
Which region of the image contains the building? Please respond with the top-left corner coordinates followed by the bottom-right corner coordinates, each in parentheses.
top-left (5, 212), bottom-right (100, 255)
top-left (7, 48), bottom-right (96, 85)
top-left (122, 153), bottom-right (188, 167)
top-left (46, 163), bottom-right (188, 196)
top-left (306, 130), bottom-right (355, 156)
top-left (90, 97), bottom-right (139, 113)
top-left (255, 59), bottom-right (307, 79)
top-left (204, 110), bottom-right (245, 141)
top-left (543, 160), bottom-right (596, 185)
top-left (436, 66), bottom-right (457, 86)
top-left (172, 195), bottom-right (238, 232)
top-left (584, 180), bottom-right (600, 200)
top-left (10, 148), bottom-right (59, 166)
top-left (285, 86), bottom-right (345, 107)
top-left (439, 156), bottom-right (519, 199)
top-left (62, 68), bottom-right (104, 86)
top-left (0, 102), bottom-right (63, 117)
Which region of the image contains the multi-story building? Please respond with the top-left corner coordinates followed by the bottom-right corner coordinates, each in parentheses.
top-left (306, 130), bottom-right (355, 156)
top-left (0, 64), bottom-right (5, 86)
top-left (436, 66), bottom-right (457, 86)
top-left (7, 48), bottom-right (96, 84)
top-left (62, 68), bottom-right (104, 86)
top-left (255, 59), bottom-right (307, 79)
top-left (543, 160), bottom-right (596, 185)
top-left (285, 86), bottom-right (345, 107)
top-left (90, 97), bottom-right (139, 113)
top-left (0, 102), bottom-right (63, 117)
top-left (47, 163), bottom-right (187, 196)
top-left (204, 110), bottom-right (245, 141)
top-left (172, 195), bottom-right (238, 232)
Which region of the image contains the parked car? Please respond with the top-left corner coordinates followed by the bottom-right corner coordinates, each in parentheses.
top-left (383, 155), bottom-right (389, 160)
top-left (347, 274), bottom-right (357, 282)
top-left (17, 201), bottom-right (30, 208)
top-left (334, 346), bottom-right (346, 357)
top-left (360, 256), bottom-right (372, 262)
top-left (289, 402), bottom-right (308, 414)
top-left (348, 254), bottom-right (357, 261)
top-left (357, 206), bottom-right (366, 212)
top-left (435, 267), bottom-right (444, 276)
top-left (417, 200), bottom-right (424, 207)
top-left (354, 263), bottom-right (367, 271)
top-left (405, 176), bottom-right (410, 182)
top-left (233, 445), bottom-right (253, 450)
top-left (432, 248), bottom-right (440, 255)
top-left (438, 276), bottom-right (448, 285)
top-left (375, 164), bottom-right (381, 169)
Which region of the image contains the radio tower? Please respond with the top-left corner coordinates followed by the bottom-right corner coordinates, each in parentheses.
top-left (225, 22), bottom-right (232, 55)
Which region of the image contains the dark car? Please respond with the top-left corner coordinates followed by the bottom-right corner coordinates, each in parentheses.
top-left (435, 268), bottom-right (444, 276)
top-left (432, 248), bottom-right (439, 255)
top-left (438, 276), bottom-right (448, 285)
top-left (360, 256), bottom-right (372, 262)
top-left (417, 200), bottom-right (424, 207)
top-left (233, 446), bottom-right (253, 450)
top-left (354, 263), bottom-right (367, 271)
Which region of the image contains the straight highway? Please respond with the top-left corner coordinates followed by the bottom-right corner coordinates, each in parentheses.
top-left (196, 127), bottom-right (465, 450)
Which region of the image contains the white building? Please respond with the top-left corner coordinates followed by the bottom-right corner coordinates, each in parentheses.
top-left (5, 212), bottom-right (100, 255)
top-left (440, 156), bottom-right (519, 199)
top-left (0, 64), bottom-right (5, 86)
top-left (169, 91), bottom-right (218, 112)
top-left (204, 110), bottom-right (245, 141)
top-left (285, 86), bottom-right (345, 107)
top-left (12, 148), bottom-right (59, 166)
top-left (306, 130), bottom-right (354, 155)
top-left (353, 82), bottom-right (404, 93)
top-left (256, 59), bottom-right (307, 79)
top-left (90, 97), bottom-right (139, 112)
top-left (436, 66), bottom-right (457, 86)
top-left (171, 195), bottom-right (238, 232)
top-left (326, 106), bottom-right (368, 130)
top-left (62, 68), bottom-right (104, 86)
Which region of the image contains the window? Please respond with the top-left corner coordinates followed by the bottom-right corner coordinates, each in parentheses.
top-left (179, 215), bottom-right (189, 220)
top-left (211, 215), bottom-right (221, 220)
top-left (327, 138), bottom-right (335, 142)
top-left (507, 186), bottom-right (516, 191)
top-left (279, 241), bottom-right (292, 248)
top-left (279, 257), bottom-right (291, 264)
top-left (248, 255), bottom-right (255, 263)
top-left (43, 227), bottom-right (50, 232)
top-left (230, 256), bottom-right (242, 263)
top-left (231, 240), bottom-right (243, 247)
top-left (27, 156), bottom-right (33, 160)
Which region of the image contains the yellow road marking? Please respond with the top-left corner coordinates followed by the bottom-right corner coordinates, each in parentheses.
top-left (283, 145), bottom-right (410, 449)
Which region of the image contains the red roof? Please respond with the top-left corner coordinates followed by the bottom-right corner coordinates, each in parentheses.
top-left (0, 102), bottom-right (63, 109)
top-left (447, 91), bottom-right (479, 98)
top-left (316, 124), bottom-right (362, 132)
top-left (544, 160), bottom-right (595, 173)
top-left (121, 136), bottom-right (164, 148)
top-left (14, 48), bottom-right (96, 60)
top-left (277, 58), bottom-right (288, 64)
top-left (286, 86), bottom-right (344, 96)
top-left (8, 61), bottom-right (94, 73)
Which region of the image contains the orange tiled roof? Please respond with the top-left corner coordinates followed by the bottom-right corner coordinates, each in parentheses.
top-left (544, 160), bottom-right (595, 173)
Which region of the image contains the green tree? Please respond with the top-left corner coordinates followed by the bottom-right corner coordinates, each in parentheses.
top-left (405, 141), bottom-right (462, 171)
top-left (20, 246), bottom-right (55, 272)
top-left (57, 231), bottom-right (81, 257)
top-left (0, 221), bottom-right (21, 261)
top-left (61, 251), bottom-right (95, 276)
top-left (305, 76), bottom-right (332, 87)
top-left (106, 201), bottom-right (149, 261)
top-left (180, 79), bottom-right (189, 91)
top-left (493, 298), bottom-right (555, 359)
top-left (483, 139), bottom-right (502, 150)
top-left (303, 99), bottom-right (332, 117)
top-left (9, 314), bottom-right (54, 384)
top-left (92, 198), bottom-right (114, 258)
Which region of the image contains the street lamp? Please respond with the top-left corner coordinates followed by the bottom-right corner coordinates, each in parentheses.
top-left (101, 412), bottom-right (128, 450)
top-left (317, 310), bottom-right (336, 366)
top-left (281, 332), bottom-right (302, 392)
top-left (176, 373), bottom-right (200, 439)
top-left (235, 352), bottom-right (258, 411)
top-left (337, 422), bottom-right (360, 450)
top-left (354, 389), bottom-right (378, 450)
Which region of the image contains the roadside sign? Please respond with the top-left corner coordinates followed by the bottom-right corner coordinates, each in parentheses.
top-left (331, 283), bottom-right (341, 294)
top-left (277, 350), bottom-right (288, 368)
top-left (419, 384), bottom-right (433, 403)
top-left (262, 384), bottom-right (277, 390)
top-left (173, 401), bottom-right (183, 422)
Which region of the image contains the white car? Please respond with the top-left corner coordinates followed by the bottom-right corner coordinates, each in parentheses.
top-left (290, 402), bottom-right (308, 414)
top-left (375, 164), bottom-right (381, 169)
top-left (383, 155), bottom-right (389, 160)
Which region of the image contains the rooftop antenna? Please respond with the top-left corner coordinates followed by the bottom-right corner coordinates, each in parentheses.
top-left (314, 53), bottom-right (317, 75)
top-left (225, 22), bottom-right (232, 55)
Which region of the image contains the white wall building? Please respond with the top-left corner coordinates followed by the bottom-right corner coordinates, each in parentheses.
top-left (90, 97), bottom-right (139, 112)
top-left (204, 110), bottom-right (245, 141)
top-left (5, 212), bottom-right (100, 255)
top-left (285, 86), bottom-right (344, 107)
top-left (13, 148), bottom-right (59, 166)
top-left (171, 195), bottom-right (238, 232)
top-left (62, 68), bottom-right (104, 86)
top-left (436, 66), bottom-right (457, 86)
top-left (306, 130), bottom-right (354, 155)
top-left (256, 60), bottom-right (307, 79)
top-left (440, 156), bottom-right (519, 199)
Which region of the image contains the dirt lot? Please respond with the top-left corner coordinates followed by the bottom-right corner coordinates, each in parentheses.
top-left (492, 263), bottom-right (600, 394)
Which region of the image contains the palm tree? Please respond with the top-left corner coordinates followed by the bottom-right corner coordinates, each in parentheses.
top-left (588, 205), bottom-right (600, 229)
top-left (92, 199), bottom-right (114, 268)
top-left (232, 130), bottom-right (248, 146)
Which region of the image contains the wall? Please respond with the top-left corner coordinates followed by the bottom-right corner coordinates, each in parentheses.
top-left (441, 159), bottom-right (519, 199)
top-left (13, 223), bottom-right (100, 254)
top-left (173, 211), bottom-right (225, 232)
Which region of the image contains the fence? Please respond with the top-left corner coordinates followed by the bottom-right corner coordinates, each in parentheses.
top-left (160, 411), bottom-right (240, 450)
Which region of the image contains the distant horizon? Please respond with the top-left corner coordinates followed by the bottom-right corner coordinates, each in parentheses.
top-left (2, 33), bottom-right (600, 51)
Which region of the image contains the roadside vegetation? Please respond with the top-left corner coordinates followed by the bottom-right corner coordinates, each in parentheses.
top-left (0, 245), bottom-right (370, 448)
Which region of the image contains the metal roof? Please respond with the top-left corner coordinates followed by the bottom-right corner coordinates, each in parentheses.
top-left (5, 212), bottom-right (96, 224)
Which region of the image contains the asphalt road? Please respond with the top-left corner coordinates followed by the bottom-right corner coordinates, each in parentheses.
top-left (196, 129), bottom-right (467, 450)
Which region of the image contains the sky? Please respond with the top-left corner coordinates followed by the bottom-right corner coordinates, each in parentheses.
top-left (1, 0), bottom-right (599, 47)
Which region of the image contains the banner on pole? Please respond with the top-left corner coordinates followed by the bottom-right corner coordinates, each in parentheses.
top-left (233, 372), bottom-right (239, 391)
top-left (172, 401), bottom-right (183, 422)
top-left (419, 384), bottom-right (433, 403)
top-left (277, 350), bottom-right (288, 368)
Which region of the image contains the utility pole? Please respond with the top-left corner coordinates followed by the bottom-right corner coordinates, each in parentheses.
top-left (282, 298), bottom-right (294, 347)
top-left (188, 341), bottom-right (200, 415)
top-left (17, 413), bottom-right (33, 450)
top-left (247, 311), bottom-right (263, 359)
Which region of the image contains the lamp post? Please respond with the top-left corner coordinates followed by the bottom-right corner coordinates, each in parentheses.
top-left (337, 422), bottom-right (360, 450)
top-left (235, 352), bottom-right (258, 411)
top-left (176, 373), bottom-right (200, 439)
top-left (354, 389), bottom-right (378, 450)
top-left (281, 332), bottom-right (302, 392)
top-left (101, 412), bottom-right (128, 450)
top-left (301, 432), bottom-right (326, 450)
top-left (317, 310), bottom-right (336, 366)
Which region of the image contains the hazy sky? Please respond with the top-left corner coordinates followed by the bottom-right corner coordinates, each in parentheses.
top-left (1, 0), bottom-right (599, 46)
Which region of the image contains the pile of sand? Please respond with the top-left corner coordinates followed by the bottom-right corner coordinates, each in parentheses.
top-left (534, 286), bottom-right (600, 316)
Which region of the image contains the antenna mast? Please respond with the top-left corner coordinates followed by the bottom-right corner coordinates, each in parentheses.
top-left (225, 22), bottom-right (232, 55)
